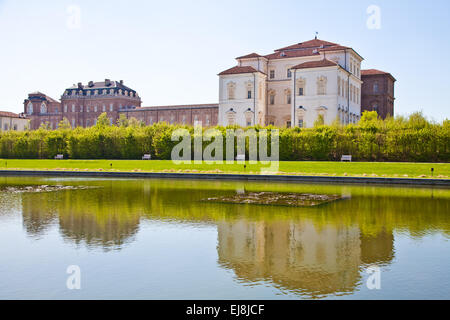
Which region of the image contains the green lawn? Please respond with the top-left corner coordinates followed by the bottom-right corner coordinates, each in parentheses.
top-left (0, 159), bottom-right (448, 179)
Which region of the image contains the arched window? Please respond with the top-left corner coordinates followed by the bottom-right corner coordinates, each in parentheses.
top-left (285, 89), bottom-right (291, 104)
top-left (268, 90), bottom-right (275, 105)
top-left (244, 109), bottom-right (253, 127)
top-left (227, 82), bottom-right (236, 100)
top-left (317, 76), bottom-right (327, 95)
top-left (40, 103), bottom-right (47, 114)
top-left (297, 108), bottom-right (305, 128)
top-left (27, 103), bottom-right (33, 115)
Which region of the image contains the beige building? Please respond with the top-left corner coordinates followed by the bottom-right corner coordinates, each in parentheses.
top-left (219, 38), bottom-right (364, 128)
top-left (0, 111), bottom-right (29, 131)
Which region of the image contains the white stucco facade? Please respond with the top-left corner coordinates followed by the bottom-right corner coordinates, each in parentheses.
top-left (218, 39), bottom-right (364, 128)
top-left (0, 112), bottom-right (29, 131)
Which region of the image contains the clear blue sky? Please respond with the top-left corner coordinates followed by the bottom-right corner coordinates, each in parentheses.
top-left (0, 0), bottom-right (449, 121)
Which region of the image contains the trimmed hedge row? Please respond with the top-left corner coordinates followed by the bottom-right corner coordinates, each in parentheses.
top-left (0, 112), bottom-right (449, 162)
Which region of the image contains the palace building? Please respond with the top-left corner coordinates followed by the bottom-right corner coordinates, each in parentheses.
top-left (24, 39), bottom-right (393, 129)
top-left (218, 38), bottom-right (365, 128)
top-left (24, 80), bottom-right (218, 130)
top-left (361, 69), bottom-right (396, 119)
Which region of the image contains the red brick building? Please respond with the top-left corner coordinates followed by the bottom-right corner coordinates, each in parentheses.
top-left (361, 69), bottom-right (396, 119)
top-left (24, 80), bottom-right (218, 129)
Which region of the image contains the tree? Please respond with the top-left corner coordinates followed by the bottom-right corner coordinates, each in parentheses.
top-left (58, 118), bottom-right (72, 130)
top-left (314, 114), bottom-right (325, 127)
top-left (117, 114), bottom-right (129, 127)
top-left (96, 113), bottom-right (111, 128)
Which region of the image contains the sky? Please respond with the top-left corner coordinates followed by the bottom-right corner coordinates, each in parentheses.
top-left (0, 0), bottom-right (449, 121)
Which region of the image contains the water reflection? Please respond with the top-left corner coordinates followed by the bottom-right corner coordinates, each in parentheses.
top-left (1, 177), bottom-right (449, 297)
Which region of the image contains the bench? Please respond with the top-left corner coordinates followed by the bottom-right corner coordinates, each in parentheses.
top-left (341, 155), bottom-right (352, 162)
top-left (54, 154), bottom-right (64, 160)
top-left (235, 154), bottom-right (246, 162)
top-left (142, 154), bottom-right (151, 160)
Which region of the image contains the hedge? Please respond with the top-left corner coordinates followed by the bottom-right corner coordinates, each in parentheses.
top-left (0, 112), bottom-right (448, 162)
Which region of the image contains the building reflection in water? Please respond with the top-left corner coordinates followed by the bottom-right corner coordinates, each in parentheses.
top-left (217, 219), bottom-right (394, 298)
top-left (11, 178), bottom-right (449, 297)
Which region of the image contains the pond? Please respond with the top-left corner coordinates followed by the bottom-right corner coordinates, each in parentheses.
top-left (0, 176), bottom-right (449, 299)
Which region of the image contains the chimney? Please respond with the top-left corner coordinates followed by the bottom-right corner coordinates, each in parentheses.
top-left (88, 81), bottom-right (94, 87)
top-left (77, 82), bottom-right (83, 89)
top-left (105, 79), bottom-right (111, 86)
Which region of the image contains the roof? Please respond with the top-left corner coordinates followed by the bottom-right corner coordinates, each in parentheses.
top-left (0, 111), bottom-right (26, 118)
top-left (264, 48), bottom-right (320, 60)
top-left (275, 39), bottom-right (338, 51)
top-left (361, 69), bottom-right (389, 76)
top-left (66, 80), bottom-right (136, 93)
top-left (130, 104), bottom-right (219, 111)
top-left (27, 92), bottom-right (60, 103)
top-left (236, 53), bottom-right (262, 59)
top-left (361, 69), bottom-right (396, 81)
top-left (265, 38), bottom-right (363, 60)
top-left (218, 66), bottom-right (260, 75)
top-left (291, 59), bottom-right (338, 69)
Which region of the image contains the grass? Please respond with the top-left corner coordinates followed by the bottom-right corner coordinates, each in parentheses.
top-left (0, 159), bottom-right (449, 179)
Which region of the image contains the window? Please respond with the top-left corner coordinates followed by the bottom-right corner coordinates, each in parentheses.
top-left (27, 103), bottom-right (33, 115)
top-left (269, 93), bottom-right (275, 105)
top-left (287, 69), bottom-right (292, 78)
top-left (269, 70), bottom-right (275, 79)
top-left (373, 82), bottom-right (379, 93)
top-left (285, 89), bottom-right (291, 104)
top-left (248, 90), bottom-right (252, 99)
top-left (110, 104), bottom-right (114, 112)
top-left (245, 110), bottom-right (253, 127)
top-left (317, 76), bottom-right (327, 95)
top-left (94, 106), bottom-right (98, 112)
top-left (296, 78), bottom-right (305, 96)
top-left (286, 121), bottom-right (291, 128)
top-left (13, 124), bottom-right (18, 131)
top-left (80, 106), bottom-right (83, 112)
top-left (205, 115), bottom-right (210, 126)
top-left (298, 119), bottom-right (303, 128)
top-left (373, 103), bottom-right (379, 112)
top-left (64, 105), bottom-right (68, 113)
top-left (87, 106), bottom-right (90, 112)
top-left (86, 119), bottom-right (90, 127)
top-left (72, 104), bottom-right (75, 112)
top-left (72, 119), bottom-right (75, 127)
top-left (40, 103), bottom-right (47, 114)
top-left (103, 105), bottom-right (106, 112)
top-left (226, 112), bottom-right (236, 125)
top-left (227, 82), bottom-right (236, 100)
